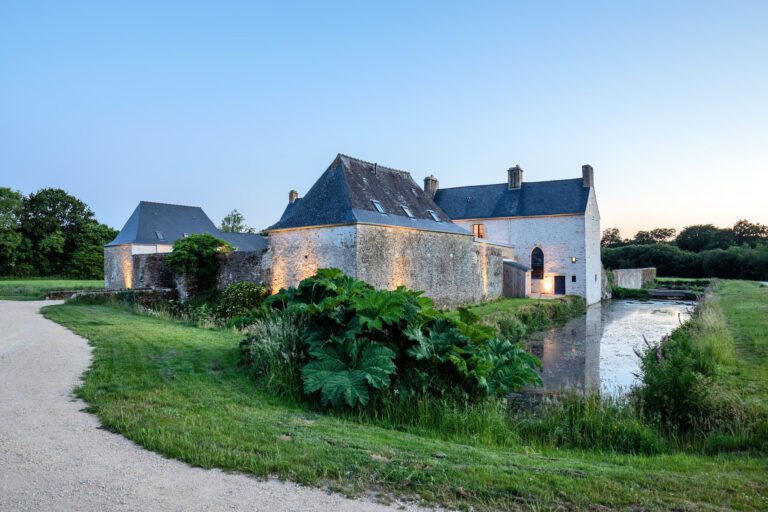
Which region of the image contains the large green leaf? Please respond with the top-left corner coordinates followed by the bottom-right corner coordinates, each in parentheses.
top-left (301, 341), bottom-right (396, 408)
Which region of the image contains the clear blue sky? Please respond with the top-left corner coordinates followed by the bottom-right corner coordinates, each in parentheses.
top-left (2, 1), bottom-right (766, 237)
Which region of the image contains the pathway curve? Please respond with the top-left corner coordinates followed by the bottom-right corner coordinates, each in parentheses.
top-left (0, 300), bottom-right (432, 512)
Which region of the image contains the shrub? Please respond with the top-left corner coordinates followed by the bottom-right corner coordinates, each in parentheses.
top-left (602, 243), bottom-right (768, 279)
top-left (635, 331), bottom-right (715, 433)
top-left (165, 234), bottom-right (232, 297)
top-left (217, 282), bottom-right (267, 319)
top-left (248, 268), bottom-right (543, 409)
top-left (611, 287), bottom-right (651, 300)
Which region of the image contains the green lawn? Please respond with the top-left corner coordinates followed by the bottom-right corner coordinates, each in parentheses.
top-left (43, 295), bottom-right (768, 511)
top-left (0, 278), bottom-right (104, 300)
top-left (713, 280), bottom-right (768, 406)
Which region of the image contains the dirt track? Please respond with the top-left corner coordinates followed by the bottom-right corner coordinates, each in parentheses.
top-left (0, 300), bottom-right (431, 512)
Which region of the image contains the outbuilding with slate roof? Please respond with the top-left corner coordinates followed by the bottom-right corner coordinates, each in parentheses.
top-left (431, 164), bottom-right (602, 304)
top-left (266, 154), bottom-right (511, 305)
top-left (104, 201), bottom-right (266, 290)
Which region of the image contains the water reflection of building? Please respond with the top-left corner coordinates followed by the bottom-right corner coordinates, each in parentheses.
top-left (526, 303), bottom-right (603, 393)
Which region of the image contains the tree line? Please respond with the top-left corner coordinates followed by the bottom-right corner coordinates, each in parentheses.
top-left (601, 220), bottom-right (768, 280)
top-left (0, 188), bottom-right (117, 279)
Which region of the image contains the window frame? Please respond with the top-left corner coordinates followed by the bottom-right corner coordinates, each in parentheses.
top-left (531, 247), bottom-right (544, 280)
top-left (472, 223), bottom-right (485, 239)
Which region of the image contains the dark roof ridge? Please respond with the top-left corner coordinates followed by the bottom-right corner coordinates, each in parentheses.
top-left (337, 153), bottom-right (412, 176)
top-left (138, 200), bottom-right (204, 209)
top-left (436, 177), bottom-right (582, 191)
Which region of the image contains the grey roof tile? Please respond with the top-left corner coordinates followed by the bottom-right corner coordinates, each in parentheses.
top-left (267, 154), bottom-right (470, 235)
top-left (106, 201), bottom-right (266, 251)
top-left (433, 179), bottom-right (590, 220)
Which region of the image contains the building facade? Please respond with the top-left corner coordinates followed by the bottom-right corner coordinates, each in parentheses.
top-left (432, 164), bottom-right (602, 304)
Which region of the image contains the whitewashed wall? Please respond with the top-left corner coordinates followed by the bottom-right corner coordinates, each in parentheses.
top-left (583, 189), bottom-right (602, 305)
top-left (454, 210), bottom-right (601, 304)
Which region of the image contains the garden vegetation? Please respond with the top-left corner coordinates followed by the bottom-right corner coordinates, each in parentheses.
top-left (0, 187), bottom-right (117, 278)
top-left (44, 278), bottom-right (768, 510)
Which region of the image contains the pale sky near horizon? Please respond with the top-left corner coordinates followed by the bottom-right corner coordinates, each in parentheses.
top-left (1, 1), bottom-right (766, 238)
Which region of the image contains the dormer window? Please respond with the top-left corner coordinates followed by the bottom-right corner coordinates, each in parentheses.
top-left (401, 205), bottom-right (414, 218)
top-left (427, 210), bottom-right (441, 222)
top-left (155, 231), bottom-right (165, 240)
top-left (371, 199), bottom-right (386, 214)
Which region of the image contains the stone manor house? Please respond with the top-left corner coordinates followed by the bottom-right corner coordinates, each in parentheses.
top-left (105, 154), bottom-right (601, 306)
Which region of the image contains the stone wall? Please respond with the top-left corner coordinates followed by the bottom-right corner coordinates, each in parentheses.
top-left (130, 249), bottom-right (269, 300)
top-left (110, 224), bottom-right (510, 307)
top-left (503, 261), bottom-right (530, 298)
top-left (355, 224), bottom-right (509, 307)
top-left (104, 245), bottom-right (133, 290)
top-left (132, 253), bottom-right (175, 289)
top-left (612, 267), bottom-right (657, 289)
top-left (266, 226), bottom-right (357, 294)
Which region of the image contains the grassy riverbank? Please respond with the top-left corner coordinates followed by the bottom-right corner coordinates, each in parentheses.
top-left (42, 284), bottom-right (768, 510)
top-left (0, 278), bottom-right (104, 300)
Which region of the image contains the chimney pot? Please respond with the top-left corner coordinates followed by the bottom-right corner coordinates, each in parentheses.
top-left (581, 165), bottom-right (594, 188)
top-left (288, 190), bottom-right (299, 203)
top-left (423, 175), bottom-right (439, 199)
top-left (508, 165), bottom-right (523, 190)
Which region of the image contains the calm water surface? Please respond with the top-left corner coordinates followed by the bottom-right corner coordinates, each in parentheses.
top-left (525, 300), bottom-right (695, 395)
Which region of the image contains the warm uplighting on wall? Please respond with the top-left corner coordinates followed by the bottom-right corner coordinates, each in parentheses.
top-left (543, 279), bottom-right (553, 294)
top-left (571, 256), bottom-right (577, 263)
top-left (121, 258), bottom-right (133, 289)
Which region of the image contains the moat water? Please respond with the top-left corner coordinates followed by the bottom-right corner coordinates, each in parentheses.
top-left (525, 300), bottom-right (695, 395)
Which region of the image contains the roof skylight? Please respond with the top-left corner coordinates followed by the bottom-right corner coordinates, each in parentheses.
top-left (371, 199), bottom-right (386, 214)
top-left (427, 210), bottom-right (441, 222)
top-left (401, 205), bottom-right (414, 218)
top-left (155, 231), bottom-right (165, 240)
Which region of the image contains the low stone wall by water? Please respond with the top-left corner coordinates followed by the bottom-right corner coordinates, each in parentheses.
top-left (612, 268), bottom-right (656, 289)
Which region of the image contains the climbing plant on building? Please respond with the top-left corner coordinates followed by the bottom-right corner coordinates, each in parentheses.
top-left (166, 233), bottom-right (232, 297)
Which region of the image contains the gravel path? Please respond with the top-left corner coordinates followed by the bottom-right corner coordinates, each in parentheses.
top-left (0, 301), bottom-right (433, 512)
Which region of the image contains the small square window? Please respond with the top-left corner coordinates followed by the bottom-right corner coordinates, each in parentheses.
top-left (427, 210), bottom-right (441, 222)
top-left (472, 224), bottom-right (485, 239)
top-left (572, 275), bottom-right (576, 283)
top-left (401, 205), bottom-right (414, 218)
top-left (155, 231), bottom-right (165, 240)
top-left (371, 199), bottom-right (386, 214)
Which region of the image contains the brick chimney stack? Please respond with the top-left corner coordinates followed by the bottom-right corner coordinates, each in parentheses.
top-left (423, 175), bottom-right (439, 199)
top-left (508, 165), bottom-right (523, 190)
top-left (582, 165), bottom-right (594, 188)
top-left (288, 190), bottom-right (299, 203)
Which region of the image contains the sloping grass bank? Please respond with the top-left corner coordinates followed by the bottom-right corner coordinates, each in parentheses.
top-left (43, 302), bottom-right (768, 510)
top-left (0, 278), bottom-right (104, 300)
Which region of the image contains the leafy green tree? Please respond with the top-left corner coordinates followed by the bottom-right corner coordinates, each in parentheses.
top-left (0, 188), bottom-right (23, 274)
top-left (219, 209), bottom-right (254, 233)
top-left (19, 188), bottom-right (96, 275)
top-left (675, 224), bottom-right (732, 252)
top-left (732, 219), bottom-right (768, 248)
top-left (632, 228), bottom-right (676, 245)
top-left (601, 228), bottom-right (624, 248)
top-left (15, 188), bottom-right (117, 277)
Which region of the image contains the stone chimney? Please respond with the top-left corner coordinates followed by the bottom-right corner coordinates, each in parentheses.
top-left (288, 190), bottom-right (299, 203)
top-left (582, 165), bottom-right (594, 188)
top-left (423, 175), bottom-right (439, 199)
top-left (507, 165), bottom-right (523, 190)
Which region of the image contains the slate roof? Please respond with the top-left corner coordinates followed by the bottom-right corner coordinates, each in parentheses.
top-left (433, 179), bottom-right (590, 220)
top-left (106, 201), bottom-right (267, 251)
top-left (267, 154), bottom-right (470, 235)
